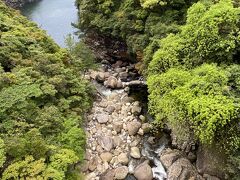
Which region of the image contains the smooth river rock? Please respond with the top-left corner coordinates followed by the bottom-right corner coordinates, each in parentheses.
top-left (130, 147), bottom-right (141, 159)
top-left (134, 161), bottom-right (153, 180)
top-left (100, 152), bottom-right (113, 162)
top-left (127, 120), bottom-right (142, 135)
top-left (98, 136), bottom-right (113, 151)
top-left (115, 166), bottom-right (129, 179)
top-left (118, 153), bottom-right (129, 165)
top-left (96, 113), bottom-right (109, 124)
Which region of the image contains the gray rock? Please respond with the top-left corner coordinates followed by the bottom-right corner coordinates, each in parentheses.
top-left (112, 60), bottom-right (123, 68)
top-left (98, 136), bottom-right (113, 151)
top-left (147, 137), bottom-right (155, 144)
top-left (119, 72), bottom-right (129, 81)
top-left (141, 123), bottom-right (151, 134)
top-left (160, 148), bottom-right (182, 169)
top-left (96, 113), bottom-right (109, 124)
top-left (96, 72), bottom-right (106, 83)
top-left (116, 67), bottom-right (124, 73)
top-left (113, 122), bottom-right (123, 133)
top-left (131, 103), bottom-right (142, 115)
top-left (115, 166), bottom-right (129, 179)
top-left (104, 76), bottom-right (118, 89)
top-left (139, 115), bottom-right (146, 122)
top-left (88, 156), bottom-right (98, 171)
top-left (117, 79), bottom-right (123, 88)
top-left (85, 172), bottom-right (97, 180)
top-left (121, 96), bottom-right (135, 103)
top-left (134, 161), bottom-right (153, 180)
top-left (168, 158), bottom-right (203, 180)
top-left (100, 169), bottom-right (115, 180)
top-left (106, 105), bottom-right (115, 114)
top-left (113, 136), bottom-right (123, 147)
top-left (127, 121), bottom-right (142, 136)
top-left (196, 145), bottom-right (226, 179)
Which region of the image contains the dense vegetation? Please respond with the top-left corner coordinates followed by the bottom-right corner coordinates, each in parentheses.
top-left (0, 1), bottom-right (93, 179)
top-left (77, 0), bottom-right (240, 178)
top-left (76, 0), bottom-right (197, 69)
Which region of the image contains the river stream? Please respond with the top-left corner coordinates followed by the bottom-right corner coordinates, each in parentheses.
top-left (20, 0), bottom-right (79, 47)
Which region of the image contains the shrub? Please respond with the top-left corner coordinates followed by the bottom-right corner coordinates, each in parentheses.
top-left (148, 64), bottom-right (239, 145)
top-left (148, 0), bottom-right (240, 75)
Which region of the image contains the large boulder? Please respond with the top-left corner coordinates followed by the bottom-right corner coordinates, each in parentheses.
top-left (196, 145), bottom-right (226, 179)
top-left (127, 120), bottom-right (142, 136)
top-left (104, 76), bottom-right (119, 89)
top-left (98, 136), bottom-right (114, 152)
top-left (118, 153), bottom-right (129, 165)
top-left (96, 113), bottom-right (109, 124)
top-left (115, 166), bottom-right (129, 179)
top-left (96, 72), bottom-right (106, 83)
top-left (160, 148), bottom-right (183, 169)
top-left (167, 158), bottom-right (203, 180)
top-left (130, 147), bottom-right (141, 159)
top-left (100, 169), bottom-right (115, 180)
top-left (134, 161), bottom-right (153, 180)
top-left (100, 152), bottom-right (113, 162)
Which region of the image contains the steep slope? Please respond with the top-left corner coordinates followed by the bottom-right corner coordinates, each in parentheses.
top-left (0, 1), bottom-right (92, 179)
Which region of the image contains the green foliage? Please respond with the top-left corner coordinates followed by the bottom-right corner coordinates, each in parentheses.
top-left (226, 152), bottom-right (240, 180)
top-left (0, 138), bottom-right (6, 167)
top-left (140, 0), bottom-right (167, 8)
top-left (2, 156), bottom-right (47, 180)
top-left (148, 0), bottom-right (240, 74)
top-left (2, 149), bottom-right (79, 180)
top-left (76, 0), bottom-right (195, 55)
top-left (148, 64), bottom-right (239, 144)
top-left (65, 34), bottom-right (97, 73)
top-left (0, 2), bottom-right (93, 179)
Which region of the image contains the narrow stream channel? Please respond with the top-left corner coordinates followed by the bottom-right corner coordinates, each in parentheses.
top-left (20, 0), bottom-right (79, 47)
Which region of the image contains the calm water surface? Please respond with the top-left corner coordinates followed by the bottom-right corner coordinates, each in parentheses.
top-left (21, 0), bottom-right (79, 47)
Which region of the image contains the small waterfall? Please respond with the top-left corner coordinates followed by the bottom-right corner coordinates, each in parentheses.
top-left (142, 135), bottom-right (169, 180)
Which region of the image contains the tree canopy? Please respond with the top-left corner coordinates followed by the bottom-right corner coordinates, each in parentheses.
top-left (0, 1), bottom-right (94, 179)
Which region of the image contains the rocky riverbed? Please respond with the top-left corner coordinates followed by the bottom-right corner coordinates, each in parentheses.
top-left (82, 61), bottom-right (155, 180)
top-left (81, 62), bottom-right (221, 179)
top-left (80, 33), bottom-right (224, 180)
